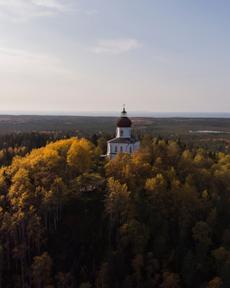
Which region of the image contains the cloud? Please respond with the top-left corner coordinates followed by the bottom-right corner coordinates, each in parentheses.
top-left (0, 46), bottom-right (72, 77)
top-left (0, 0), bottom-right (69, 21)
top-left (91, 38), bottom-right (142, 55)
top-left (31, 0), bottom-right (64, 11)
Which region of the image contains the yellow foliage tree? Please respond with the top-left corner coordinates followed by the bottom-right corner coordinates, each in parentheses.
top-left (67, 139), bottom-right (94, 174)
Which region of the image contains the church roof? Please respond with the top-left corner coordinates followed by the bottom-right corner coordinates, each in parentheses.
top-left (117, 107), bottom-right (132, 127)
top-left (117, 117), bottom-right (132, 127)
top-left (108, 137), bottom-right (138, 144)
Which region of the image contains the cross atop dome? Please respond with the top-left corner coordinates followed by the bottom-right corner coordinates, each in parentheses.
top-left (121, 104), bottom-right (127, 116)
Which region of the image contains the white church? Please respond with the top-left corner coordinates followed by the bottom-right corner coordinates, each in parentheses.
top-left (107, 107), bottom-right (140, 158)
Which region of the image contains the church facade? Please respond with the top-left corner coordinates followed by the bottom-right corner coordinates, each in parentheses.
top-left (107, 107), bottom-right (140, 158)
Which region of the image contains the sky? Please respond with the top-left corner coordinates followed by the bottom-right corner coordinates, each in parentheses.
top-left (0, 0), bottom-right (230, 114)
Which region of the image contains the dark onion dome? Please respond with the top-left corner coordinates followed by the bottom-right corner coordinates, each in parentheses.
top-left (117, 107), bottom-right (132, 127)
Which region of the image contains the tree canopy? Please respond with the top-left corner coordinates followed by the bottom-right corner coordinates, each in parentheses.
top-left (0, 137), bottom-right (230, 287)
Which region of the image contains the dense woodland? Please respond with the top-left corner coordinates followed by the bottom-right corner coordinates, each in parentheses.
top-left (0, 135), bottom-right (230, 287)
top-left (0, 132), bottom-right (108, 167)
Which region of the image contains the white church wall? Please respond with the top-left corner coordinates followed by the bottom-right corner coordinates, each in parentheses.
top-left (114, 143), bottom-right (131, 153)
top-left (107, 141), bottom-right (140, 158)
top-left (107, 143), bottom-right (111, 155)
top-left (116, 127), bottom-right (131, 138)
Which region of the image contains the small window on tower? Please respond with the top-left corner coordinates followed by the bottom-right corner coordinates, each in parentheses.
top-left (120, 129), bottom-right (123, 136)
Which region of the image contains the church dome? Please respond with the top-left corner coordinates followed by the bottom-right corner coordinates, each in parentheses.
top-left (117, 107), bottom-right (132, 127)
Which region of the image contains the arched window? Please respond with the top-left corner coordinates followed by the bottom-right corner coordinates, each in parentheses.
top-left (129, 146), bottom-right (132, 153)
top-left (114, 146), bottom-right (117, 153)
top-left (120, 129), bottom-right (124, 136)
top-left (120, 146), bottom-right (123, 152)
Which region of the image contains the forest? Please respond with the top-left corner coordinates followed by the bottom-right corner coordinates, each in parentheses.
top-left (0, 115), bottom-right (230, 153)
top-left (0, 134), bottom-right (229, 287)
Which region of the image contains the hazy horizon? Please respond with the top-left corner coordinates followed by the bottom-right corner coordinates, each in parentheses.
top-left (1, 110), bottom-right (230, 118)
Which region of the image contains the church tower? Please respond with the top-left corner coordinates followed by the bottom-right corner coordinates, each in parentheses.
top-left (107, 107), bottom-right (140, 158)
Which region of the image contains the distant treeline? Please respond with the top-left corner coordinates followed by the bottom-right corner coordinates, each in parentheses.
top-left (0, 115), bottom-right (230, 153)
